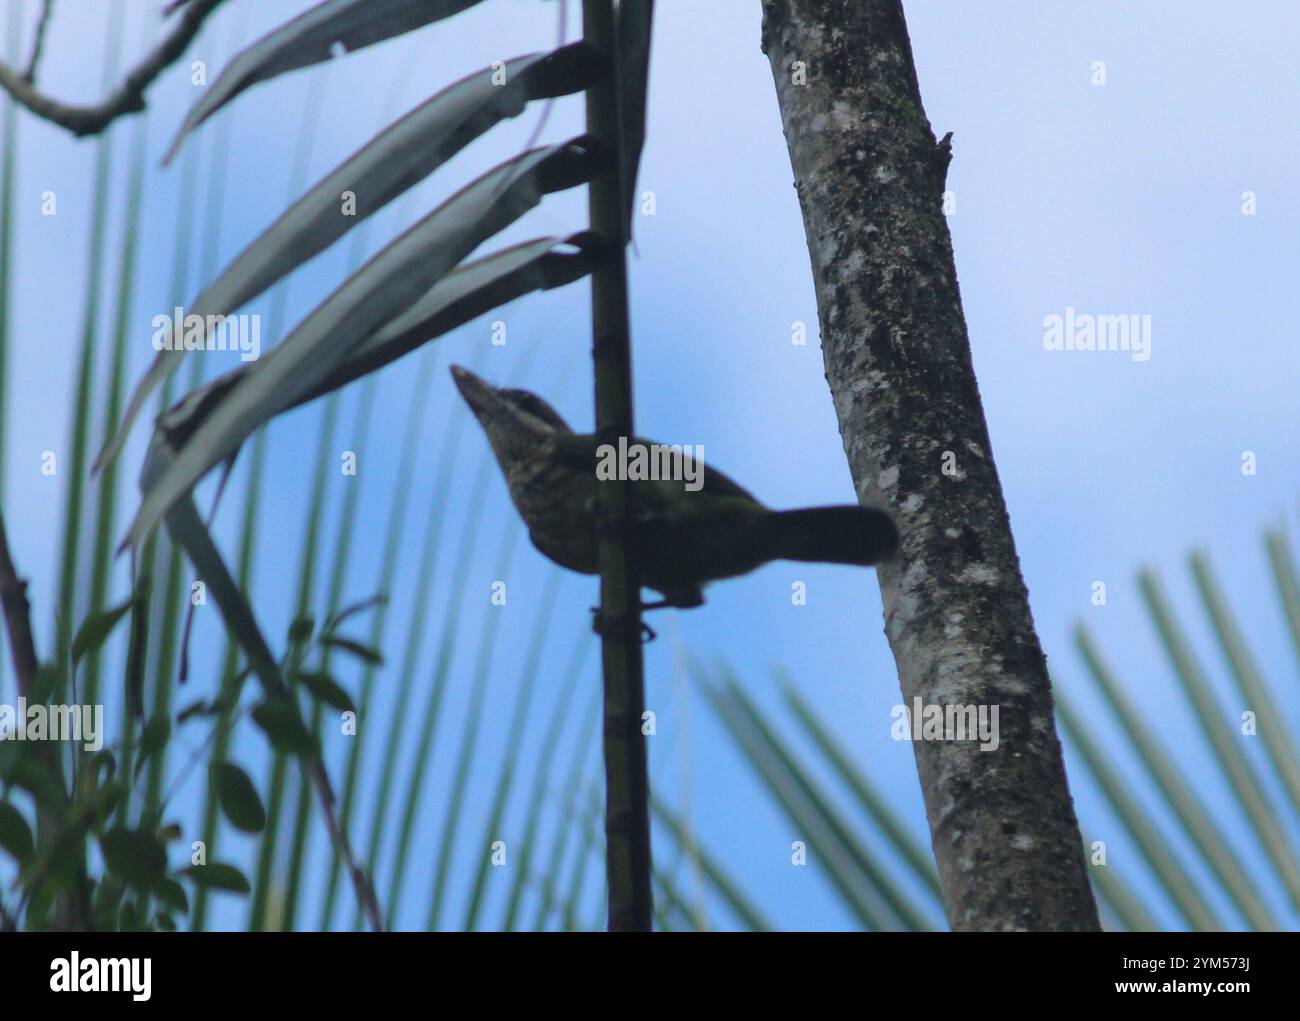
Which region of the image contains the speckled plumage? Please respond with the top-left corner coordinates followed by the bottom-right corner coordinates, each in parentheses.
top-left (451, 365), bottom-right (899, 608)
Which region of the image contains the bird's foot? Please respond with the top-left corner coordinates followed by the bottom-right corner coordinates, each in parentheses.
top-left (589, 606), bottom-right (657, 643)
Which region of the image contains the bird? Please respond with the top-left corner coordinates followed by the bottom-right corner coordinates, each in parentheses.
top-left (451, 365), bottom-right (899, 620)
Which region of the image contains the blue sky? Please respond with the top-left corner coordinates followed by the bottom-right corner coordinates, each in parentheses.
top-left (1, 0), bottom-right (1298, 930)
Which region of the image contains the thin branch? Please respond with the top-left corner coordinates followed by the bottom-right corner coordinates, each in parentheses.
top-left (160, 701), bottom-right (251, 811)
top-left (584, 0), bottom-right (654, 932)
top-left (0, 0), bottom-right (226, 137)
top-left (21, 0), bottom-right (56, 84)
top-left (305, 755), bottom-right (384, 931)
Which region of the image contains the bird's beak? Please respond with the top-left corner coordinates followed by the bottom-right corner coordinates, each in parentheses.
top-left (450, 364), bottom-right (501, 418)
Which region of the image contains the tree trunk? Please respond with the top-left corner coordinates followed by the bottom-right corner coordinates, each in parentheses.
top-left (760, 0), bottom-right (1100, 931)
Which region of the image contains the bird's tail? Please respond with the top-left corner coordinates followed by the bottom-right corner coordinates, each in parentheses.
top-left (760, 506), bottom-right (899, 567)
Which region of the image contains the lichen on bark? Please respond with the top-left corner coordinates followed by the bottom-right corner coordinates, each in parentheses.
top-left (761, 0), bottom-right (1100, 931)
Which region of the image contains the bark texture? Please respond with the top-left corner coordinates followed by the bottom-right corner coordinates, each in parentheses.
top-left (761, 0), bottom-right (1100, 931)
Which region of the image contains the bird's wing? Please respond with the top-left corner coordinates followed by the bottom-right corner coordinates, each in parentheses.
top-left (689, 456), bottom-right (760, 503)
top-left (547, 433), bottom-right (763, 504)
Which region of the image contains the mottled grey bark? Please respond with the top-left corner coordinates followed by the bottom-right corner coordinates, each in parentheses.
top-left (760, 0), bottom-right (1099, 931)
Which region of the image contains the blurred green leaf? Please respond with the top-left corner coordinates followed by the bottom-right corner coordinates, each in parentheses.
top-left (88, 749), bottom-right (117, 785)
top-left (99, 827), bottom-right (167, 887)
top-left (322, 593), bottom-right (387, 634)
top-left (0, 801), bottom-right (34, 864)
top-left (29, 663), bottom-right (61, 704)
top-left (319, 635), bottom-right (383, 667)
top-left (119, 900), bottom-right (142, 931)
top-left (251, 699), bottom-right (316, 756)
top-left (154, 876), bottom-right (190, 915)
top-left (185, 862), bottom-right (251, 894)
top-left (297, 670), bottom-right (356, 714)
top-left (70, 596), bottom-right (133, 664)
top-left (4, 754), bottom-right (67, 813)
top-left (176, 695), bottom-right (233, 724)
top-left (288, 615), bottom-right (315, 644)
top-left (213, 763), bottom-right (267, 833)
top-left (136, 714), bottom-right (171, 767)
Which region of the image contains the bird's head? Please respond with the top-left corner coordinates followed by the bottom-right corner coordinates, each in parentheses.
top-left (450, 365), bottom-right (573, 464)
